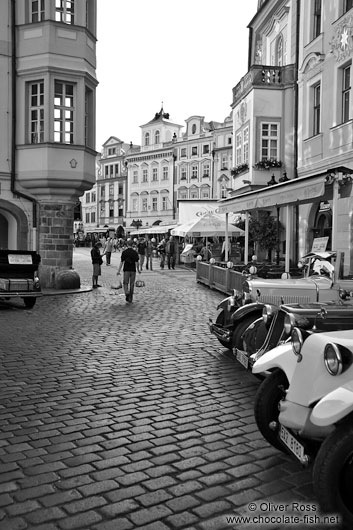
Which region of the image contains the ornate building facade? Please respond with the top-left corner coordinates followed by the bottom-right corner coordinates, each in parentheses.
top-left (0, 0), bottom-right (97, 286)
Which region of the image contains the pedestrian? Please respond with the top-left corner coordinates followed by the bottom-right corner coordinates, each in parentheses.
top-left (137, 236), bottom-right (147, 271)
top-left (157, 237), bottom-right (166, 269)
top-left (90, 241), bottom-right (104, 289)
top-left (166, 235), bottom-right (177, 270)
top-left (145, 236), bottom-right (153, 270)
top-left (104, 236), bottom-right (114, 265)
top-left (116, 239), bottom-right (141, 303)
top-left (200, 242), bottom-right (212, 262)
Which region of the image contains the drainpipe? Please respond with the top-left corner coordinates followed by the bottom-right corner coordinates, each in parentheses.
top-left (293, 0), bottom-right (301, 264)
top-left (10, 0), bottom-right (38, 247)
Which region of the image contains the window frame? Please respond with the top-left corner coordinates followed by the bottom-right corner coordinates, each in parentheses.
top-left (313, 83), bottom-right (321, 136)
top-left (313, 0), bottom-right (322, 40)
top-left (342, 64), bottom-right (351, 124)
top-left (29, 80), bottom-right (45, 144)
top-left (54, 80), bottom-right (74, 144)
top-left (31, 0), bottom-right (45, 22)
top-left (55, 0), bottom-right (75, 24)
top-left (260, 122), bottom-right (280, 160)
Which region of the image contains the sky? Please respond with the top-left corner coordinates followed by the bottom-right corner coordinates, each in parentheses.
top-left (96, 0), bottom-right (259, 150)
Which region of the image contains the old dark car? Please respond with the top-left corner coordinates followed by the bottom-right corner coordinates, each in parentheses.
top-left (209, 251), bottom-right (353, 351)
top-left (235, 300), bottom-right (353, 371)
top-left (0, 250), bottom-right (42, 308)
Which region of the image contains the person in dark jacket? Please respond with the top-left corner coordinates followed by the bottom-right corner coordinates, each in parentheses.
top-left (166, 236), bottom-right (177, 270)
top-left (116, 239), bottom-right (141, 303)
top-left (90, 242), bottom-right (104, 288)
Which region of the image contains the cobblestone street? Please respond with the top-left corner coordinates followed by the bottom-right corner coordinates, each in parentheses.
top-left (0, 249), bottom-right (334, 530)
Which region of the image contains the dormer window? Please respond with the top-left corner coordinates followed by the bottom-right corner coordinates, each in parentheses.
top-left (192, 124), bottom-right (197, 134)
top-left (155, 130), bottom-right (160, 144)
top-left (144, 132), bottom-right (150, 146)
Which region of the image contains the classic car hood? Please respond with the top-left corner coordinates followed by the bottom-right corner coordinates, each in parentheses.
top-left (245, 276), bottom-right (333, 291)
top-left (309, 329), bottom-right (353, 347)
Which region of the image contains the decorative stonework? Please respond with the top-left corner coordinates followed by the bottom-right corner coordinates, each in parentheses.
top-left (330, 14), bottom-right (353, 62)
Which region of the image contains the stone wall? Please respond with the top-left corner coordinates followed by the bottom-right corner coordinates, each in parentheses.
top-left (38, 203), bottom-right (75, 288)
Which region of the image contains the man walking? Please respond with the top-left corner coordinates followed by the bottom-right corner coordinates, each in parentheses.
top-left (116, 239), bottom-right (140, 303)
top-left (166, 235), bottom-right (177, 270)
top-left (104, 236), bottom-right (114, 265)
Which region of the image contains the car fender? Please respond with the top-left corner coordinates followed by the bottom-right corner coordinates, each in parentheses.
top-left (216, 296), bottom-right (233, 312)
top-left (252, 342), bottom-right (297, 381)
top-left (311, 381), bottom-right (353, 427)
top-left (231, 302), bottom-right (265, 324)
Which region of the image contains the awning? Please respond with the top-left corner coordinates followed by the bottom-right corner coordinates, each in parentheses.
top-left (129, 223), bottom-right (178, 236)
top-left (218, 174), bottom-right (327, 213)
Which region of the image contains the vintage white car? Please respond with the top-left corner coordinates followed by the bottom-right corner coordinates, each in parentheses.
top-left (253, 329), bottom-right (353, 526)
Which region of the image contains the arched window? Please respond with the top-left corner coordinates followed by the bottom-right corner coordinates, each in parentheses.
top-left (155, 130), bottom-right (160, 144)
top-left (144, 132), bottom-right (150, 146)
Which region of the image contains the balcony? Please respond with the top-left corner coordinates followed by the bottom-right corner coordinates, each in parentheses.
top-left (232, 64), bottom-right (296, 107)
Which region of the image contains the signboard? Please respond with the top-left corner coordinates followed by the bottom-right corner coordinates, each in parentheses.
top-left (178, 200), bottom-right (239, 225)
top-left (8, 254), bottom-right (33, 264)
top-left (311, 237), bottom-right (329, 252)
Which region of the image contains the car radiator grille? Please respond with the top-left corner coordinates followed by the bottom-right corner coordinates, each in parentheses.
top-left (263, 295), bottom-right (312, 305)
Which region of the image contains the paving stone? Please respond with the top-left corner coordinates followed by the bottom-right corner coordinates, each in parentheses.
top-left (0, 253), bottom-right (322, 530)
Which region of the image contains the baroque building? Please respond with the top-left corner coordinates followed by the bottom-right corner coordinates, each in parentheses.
top-left (218, 0), bottom-right (353, 275)
top-left (0, 0), bottom-right (97, 286)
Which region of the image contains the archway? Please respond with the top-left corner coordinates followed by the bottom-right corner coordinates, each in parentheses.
top-left (309, 201), bottom-right (332, 250)
top-left (0, 199), bottom-right (29, 249)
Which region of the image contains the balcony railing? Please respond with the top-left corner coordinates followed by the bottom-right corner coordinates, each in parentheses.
top-left (232, 64), bottom-right (296, 106)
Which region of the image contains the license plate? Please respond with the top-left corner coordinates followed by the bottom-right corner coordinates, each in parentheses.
top-left (236, 349), bottom-right (249, 369)
top-left (279, 424), bottom-right (305, 461)
top-left (8, 254), bottom-right (33, 265)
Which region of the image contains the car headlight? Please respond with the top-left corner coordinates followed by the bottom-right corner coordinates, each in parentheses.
top-left (292, 327), bottom-right (303, 358)
top-left (324, 343), bottom-right (343, 376)
top-left (242, 281), bottom-right (251, 294)
top-left (262, 304), bottom-right (274, 326)
top-left (284, 313), bottom-right (296, 335)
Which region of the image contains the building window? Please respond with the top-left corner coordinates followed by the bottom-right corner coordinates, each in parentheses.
top-left (86, 193), bottom-right (90, 203)
top-left (54, 81), bottom-right (74, 144)
top-left (142, 169), bottom-right (148, 182)
top-left (152, 197), bottom-right (158, 211)
top-left (155, 130), bottom-right (160, 144)
top-left (344, 0), bottom-right (353, 12)
top-left (162, 197), bottom-right (168, 210)
top-left (133, 170), bottom-right (138, 183)
top-left (180, 148), bottom-right (187, 158)
top-left (201, 187), bottom-right (210, 198)
top-left (132, 198), bottom-right (138, 212)
top-left (84, 87), bottom-right (94, 148)
top-left (180, 167), bottom-right (187, 181)
top-left (190, 187), bottom-right (199, 199)
top-left (144, 133), bottom-right (150, 146)
top-left (261, 123), bottom-right (279, 160)
top-left (92, 191), bottom-right (96, 202)
top-left (29, 81), bottom-right (44, 144)
top-left (179, 189), bottom-right (188, 199)
top-left (276, 34), bottom-right (283, 66)
top-left (221, 155), bottom-right (228, 169)
top-left (203, 144), bottom-right (210, 154)
top-left (192, 146), bottom-right (198, 156)
top-left (109, 184), bottom-right (114, 196)
top-left (86, 213), bottom-right (90, 223)
top-left (31, 0), bottom-right (45, 22)
top-left (313, 83), bottom-right (321, 135)
top-left (142, 198), bottom-right (148, 211)
top-left (236, 132), bottom-right (242, 165)
top-left (162, 167), bottom-right (168, 180)
top-left (221, 183), bottom-right (227, 198)
top-left (192, 124), bottom-right (196, 134)
top-left (243, 127), bottom-right (249, 163)
top-left (342, 64), bottom-right (351, 123)
top-left (227, 136), bottom-right (232, 145)
top-left (152, 168), bottom-right (158, 181)
top-left (191, 165), bottom-right (198, 178)
top-left (203, 163), bottom-right (210, 176)
top-left (91, 212), bottom-right (95, 223)
top-left (109, 201), bottom-right (114, 217)
top-left (101, 186), bottom-right (105, 198)
top-left (108, 148), bottom-right (116, 156)
top-left (55, 0), bottom-right (75, 24)
top-left (313, 0), bottom-right (321, 40)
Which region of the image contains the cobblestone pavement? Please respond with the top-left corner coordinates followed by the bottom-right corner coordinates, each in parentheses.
top-left (0, 249), bottom-right (340, 530)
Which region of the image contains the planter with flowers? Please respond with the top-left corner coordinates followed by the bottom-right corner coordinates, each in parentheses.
top-left (254, 159), bottom-right (282, 170)
top-left (231, 163), bottom-right (249, 177)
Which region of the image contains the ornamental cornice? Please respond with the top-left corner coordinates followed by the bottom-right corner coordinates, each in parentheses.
top-left (329, 13), bottom-right (353, 62)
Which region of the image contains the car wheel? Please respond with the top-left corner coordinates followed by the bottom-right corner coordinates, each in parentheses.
top-left (254, 369), bottom-right (289, 452)
top-left (215, 310), bottom-right (231, 349)
top-left (232, 314), bottom-right (260, 350)
top-left (24, 297), bottom-right (36, 309)
top-left (313, 420), bottom-right (353, 528)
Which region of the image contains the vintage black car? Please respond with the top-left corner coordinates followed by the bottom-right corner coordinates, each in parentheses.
top-left (235, 301), bottom-right (353, 371)
top-left (0, 250), bottom-right (42, 308)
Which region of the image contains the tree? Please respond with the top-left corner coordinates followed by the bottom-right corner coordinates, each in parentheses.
top-left (235, 210), bottom-right (283, 261)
